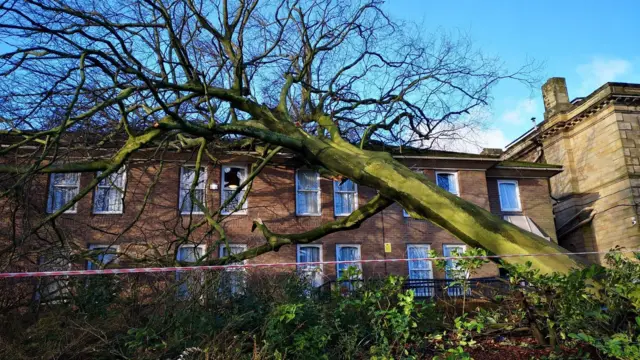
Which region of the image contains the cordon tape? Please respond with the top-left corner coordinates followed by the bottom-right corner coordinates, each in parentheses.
top-left (0, 248), bottom-right (637, 278)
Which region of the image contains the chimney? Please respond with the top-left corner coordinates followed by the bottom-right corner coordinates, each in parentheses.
top-left (480, 148), bottom-right (503, 157)
top-left (542, 77), bottom-right (572, 119)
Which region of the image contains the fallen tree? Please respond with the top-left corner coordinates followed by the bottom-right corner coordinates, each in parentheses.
top-left (0, 0), bottom-right (586, 273)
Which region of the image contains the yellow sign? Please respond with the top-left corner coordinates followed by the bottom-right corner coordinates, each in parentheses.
top-left (384, 243), bottom-right (392, 253)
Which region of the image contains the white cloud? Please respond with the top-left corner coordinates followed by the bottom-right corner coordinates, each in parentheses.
top-left (500, 98), bottom-right (537, 125)
top-left (407, 106), bottom-right (510, 154)
top-left (576, 58), bottom-right (632, 95)
top-left (430, 127), bottom-right (510, 154)
top-left (475, 128), bottom-right (510, 150)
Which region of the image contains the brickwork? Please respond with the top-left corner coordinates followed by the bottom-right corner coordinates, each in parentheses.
top-left (487, 177), bottom-right (557, 242)
top-left (0, 153), bottom-right (563, 282)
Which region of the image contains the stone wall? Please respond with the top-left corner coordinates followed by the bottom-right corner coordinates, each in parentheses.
top-left (513, 104), bottom-right (640, 263)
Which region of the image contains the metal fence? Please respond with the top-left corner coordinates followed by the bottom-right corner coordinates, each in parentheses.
top-left (320, 277), bottom-right (510, 298)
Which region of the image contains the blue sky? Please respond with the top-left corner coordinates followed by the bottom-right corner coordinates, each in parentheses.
top-left (385, 0), bottom-right (640, 150)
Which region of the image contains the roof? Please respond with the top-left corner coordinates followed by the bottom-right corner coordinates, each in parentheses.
top-left (495, 161), bottom-right (562, 170)
top-left (364, 141), bottom-right (561, 174)
top-left (504, 81), bottom-right (640, 158)
top-left (0, 130), bottom-right (561, 176)
top-left (363, 140), bottom-right (500, 160)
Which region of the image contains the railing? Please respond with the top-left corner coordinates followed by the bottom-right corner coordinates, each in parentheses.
top-left (319, 277), bottom-right (510, 298)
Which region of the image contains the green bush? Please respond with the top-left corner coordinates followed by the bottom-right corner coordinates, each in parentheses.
top-left (501, 247), bottom-right (640, 359)
top-left (1, 248), bottom-right (640, 360)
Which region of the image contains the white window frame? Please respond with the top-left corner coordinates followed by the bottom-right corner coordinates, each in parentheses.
top-left (297, 244), bottom-right (324, 288)
top-left (333, 180), bottom-right (358, 216)
top-left (443, 244), bottom-right (469, 297)
top-left (497, 179), bottom-right (522, 212)
top-left (93, 168), bottom-right (127, 214)
top-left (221, 164), bottom-right (248, 215)
top-left (297, 244), bottom-right (323, 272)
top-left (219, 243), bottom-right (248, 294)
top-left (435, 171), bottom-right (460, 196)
top-left (404, 169), bottom-right (423, 218)
top-left (407, 244), bottom-right (434, 297)
top-left (36, 252), bottom-right (72, 303)
top-left (335, 244), bottom-right (362, 280)
top-left (176, 244), bottom-right (207, 263)
top-left (47, 173), bottom-right (81, 214)
top-left (295, 169), bottom-right (322, 216)
top-left (179, 166), bottom-right (208, 215)
top-left (176, 244), bottom-right (207, 298)
top-left (87, 244), bottom-right (120, 270)
top-left (219, 243), bottom-right (248, 262)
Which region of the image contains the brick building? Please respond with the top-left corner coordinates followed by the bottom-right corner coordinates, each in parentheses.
top-left (0, 144), bottom-right (561, 288)
top-left (503, 78), bottom-right (640, 264)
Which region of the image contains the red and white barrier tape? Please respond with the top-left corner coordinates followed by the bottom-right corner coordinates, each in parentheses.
top-left (0, 249), bottom-right (637, 279)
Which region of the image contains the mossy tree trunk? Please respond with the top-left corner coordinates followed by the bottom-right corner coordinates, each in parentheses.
top-left (294, 134), bottom-right (586, 274)
top-left (162, 116), bottom-right (587, 274)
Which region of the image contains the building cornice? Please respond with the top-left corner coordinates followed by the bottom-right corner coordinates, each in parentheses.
top-left (503, 82), bottom-right (640, 160)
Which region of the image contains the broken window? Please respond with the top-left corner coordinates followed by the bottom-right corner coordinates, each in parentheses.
top-left (221, 165), bottom-right (248, 215)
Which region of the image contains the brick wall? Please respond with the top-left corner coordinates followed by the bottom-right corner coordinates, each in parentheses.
top-left (487, 177), bottom-right (557, 242)
top-left (0, 157), bottom-right (563, 281)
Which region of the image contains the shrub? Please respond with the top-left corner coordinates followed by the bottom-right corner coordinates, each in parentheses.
top-left (1, 248), bottom-right (639, 360)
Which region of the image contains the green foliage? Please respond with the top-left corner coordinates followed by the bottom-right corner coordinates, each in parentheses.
top-left (569, 331), bottom-right (640, 359)
top-left (2, 248), bottom-right (640, 360)
top-left (502, 247), bottom-right (640, 359)
top-left (264, 302), bottom-right (332, 359)
top-left (433, 346), bottom-right (472, 360)
top-left (73, 276), bottom-right (122, 316)
top-left (431, 247), bottom-right (490, 315)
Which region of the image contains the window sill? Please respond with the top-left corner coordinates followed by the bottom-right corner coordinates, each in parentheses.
top-left (334, 213), bottom-right (352, 217)
top-left (221, 211), bottom-right (248, 216)
top-left (180, 212), bottom-right (205, 216)
top-left (296, 213), bottom-right (322, 217)
top-left (93, 211), bottom-right (124, 215)
top-left (48, 209), bottom-right (77, 214)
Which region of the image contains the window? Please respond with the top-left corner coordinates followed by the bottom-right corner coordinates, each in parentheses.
top-left (404, 169), bottom-right (423, 217)
top-left (336, 244), bottom-right (362, 280)
top-left (296, 170), bottom-right (321, 216)
top-left (87, 244), bottom-right (119, 270)
top-left (333, 179), bottom-right (358, 216)
top-left (221, 165), bottom-right (248, 215)
top-left (407, 245), bottom-right (433, 297)
top-left (220, 244), bottom-right (247, 294)
top-left (177, 244), bottom-right (205, 263)
top-left (435, 171), bottom-right (459, 195)
top-left (443, 244), bottom-right (468, 297)
top-left (497, 180), bottom-right (521, 212)
top-left (179, 166), bottom-right (207, 214)
top-left (504, 215), bottom-right (550, 240)
top-left (47, 173), bottom-right (80, 213)
top-left (93, 168), bottom-right (126, 214)
top-left (36, 249), bottom-right (71, 303)
top-left (176, 244), bottom-right (206, 298)
top-left (297, 244), bottom-right (323, 288)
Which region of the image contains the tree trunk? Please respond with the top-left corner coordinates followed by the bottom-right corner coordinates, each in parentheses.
top-left (298, 136), bottom-right (587, 274)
